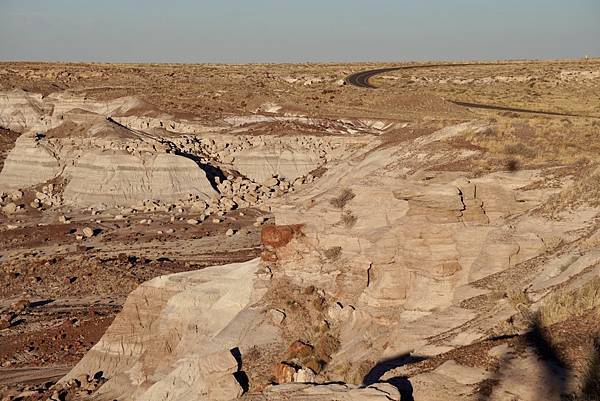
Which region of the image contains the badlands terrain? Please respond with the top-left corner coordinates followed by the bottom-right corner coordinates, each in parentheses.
top-left (0, 59), bottom-right (599, 401)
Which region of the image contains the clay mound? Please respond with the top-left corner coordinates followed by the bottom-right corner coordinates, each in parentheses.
top-left (63, 150), bottom-right (217, 207)
top-left (109, 96), bottom-right (165, 118)
top-left (87, 119), bottom-right (142, 139)
top-left (0, 89), bottom-right (50, 132)
top-left (0, 133), bottom-right (60, 190)
top-left (47, 112), bottom-right (145, 141)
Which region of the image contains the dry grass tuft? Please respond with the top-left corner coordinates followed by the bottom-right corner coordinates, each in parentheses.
top-left (507, 288), bottom-right (530, 309)
top-left (464, 117), bottom-right (600, 168)
top-left (579, 337), bottom-right (600, 401)
top-left (541, 164), bottom-right (600, 215)
top-left (330, 189), bottom-right (355, 209)
top-left (539, 275), bottom-right (600, 327)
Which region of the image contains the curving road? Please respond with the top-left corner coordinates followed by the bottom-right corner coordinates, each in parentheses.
top-left (345, 63), bottom-right (485, 89)
top-left (345, 64), bottom-right (600, 119)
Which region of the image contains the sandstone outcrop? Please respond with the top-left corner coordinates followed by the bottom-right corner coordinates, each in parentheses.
top-left (62, 258), bottom-right (269, 401)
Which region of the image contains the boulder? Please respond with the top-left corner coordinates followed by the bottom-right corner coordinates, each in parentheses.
top-left (61, 259), bottom-right (266, 401)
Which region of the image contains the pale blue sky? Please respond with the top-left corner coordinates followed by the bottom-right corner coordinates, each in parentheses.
top-left (1, 0), bottom-right (599, 62)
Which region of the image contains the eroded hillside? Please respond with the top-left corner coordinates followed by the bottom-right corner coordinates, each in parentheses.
top-left (0, 60), bottom-right (599, 401)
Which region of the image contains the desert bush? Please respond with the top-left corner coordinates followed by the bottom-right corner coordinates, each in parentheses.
top-left (507, 289), bottom-right (530, 309)
top-left (341, 212), bottom-right (357, 228)
top-left (323, 246), bottom-right (342, 260)
top-left (330, 189), bottom-right (355, 209)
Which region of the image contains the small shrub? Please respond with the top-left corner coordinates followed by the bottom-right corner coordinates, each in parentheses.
top-left (503, 143), bottom-right (538, 159)
top-left (330, 189), bottom-right (355, 209)
top-left (323, 246), bottom-right (342, 260)
top-left (507, 289), bottom-right (530, 309)
top-left (506, 159), bottom-right (520, 172)
top-left (341, 212), bottom-right (357, 228)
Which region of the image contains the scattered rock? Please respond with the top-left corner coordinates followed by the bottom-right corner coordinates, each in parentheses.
top-left (10, 299), bottom-right (29, 313)
top-left (262, 177), bottom-right (279, 188)
top-left (267, 308), bottom-right (286, 325)
top-left (2, 202), bottom-right (17, 214)
top-left (9, 190), bottom-right (23, 201)
top-left (293, 368), bottom-right (316, 383)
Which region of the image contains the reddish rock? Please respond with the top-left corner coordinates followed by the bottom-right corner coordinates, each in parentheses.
top-left (273, 362), bottom-right (297, 384)
top-left (261, 224), bottom-right (303, 248)
top-left (287, 340), bottom-right (314, 359)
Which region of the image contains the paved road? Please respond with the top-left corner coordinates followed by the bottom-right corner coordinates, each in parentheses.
top-left (344, 64), bottom-right (600, 119)
top-left (345, 63), bottom-right (482, 89)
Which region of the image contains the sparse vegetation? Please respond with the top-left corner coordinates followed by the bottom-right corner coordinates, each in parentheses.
top-left (539, 275), bottom-right (600, 326)
top-left (503, 142), bottom-right (538, 159)
top-left (579, 337), bottom-right (600, 401)
top-left (341, 211), bottom-right (357, 228)
top-left (324, 246), bottom-right (342, 260)
top-left (507, 288), bottom-right (530, 309)
top-left (330, 189), bottom-right (355, 209)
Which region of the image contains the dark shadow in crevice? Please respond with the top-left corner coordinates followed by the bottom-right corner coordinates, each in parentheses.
top-left (29, 299), bottom-right (54, 308)
top-left (175, 150), bottom-right (226, 192)
top-left (230, 347), bottom-right (249, 393)
top-left (362, 353), bottom-right (428, 401)
top-left (385, 376), bottom-right (414, 401)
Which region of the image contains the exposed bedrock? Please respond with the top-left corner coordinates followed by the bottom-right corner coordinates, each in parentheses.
top-left (266, 123), bottom-right (573, 382)
top-left (0, 121), bottom-right (218, 206)
top-left (0, 133), bottom-right (61, 189)
top-left (0, 91), bottom-right (377, 209)
top-left (231, 146), bottom-right (322, 183)
top-left (62, 259), bottom-right (271, 401)
top-left (61, 257), bottom-right (402, 401)
top-left (63, 151), bottom-right (217, 207)
top-left (0, 89), bottom-right (51, 132)
top-left (0, 89), bottom-right (164, 133)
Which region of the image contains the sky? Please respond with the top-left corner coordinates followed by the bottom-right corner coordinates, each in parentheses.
top-left (0, 0), bottom-right (599, 63)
